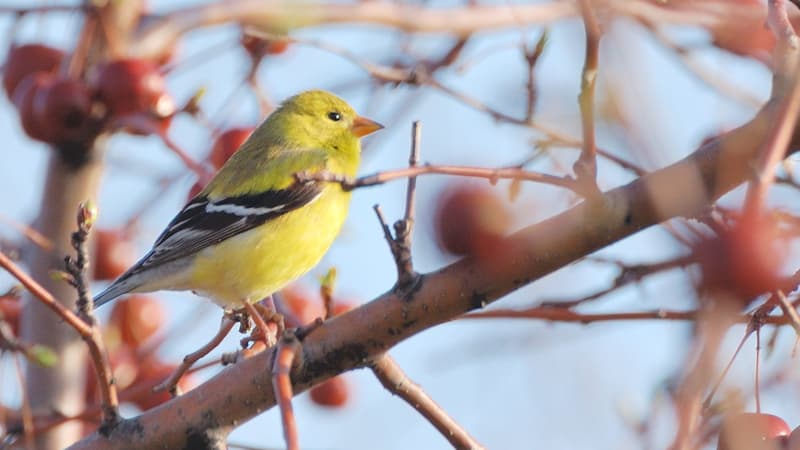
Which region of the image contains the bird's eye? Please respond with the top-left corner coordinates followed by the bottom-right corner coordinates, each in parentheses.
top-left (327, 111), bottom-right (342, 121)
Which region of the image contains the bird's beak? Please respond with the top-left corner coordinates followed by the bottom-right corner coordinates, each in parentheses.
top-left (351, 116), bottom-right (384, 137)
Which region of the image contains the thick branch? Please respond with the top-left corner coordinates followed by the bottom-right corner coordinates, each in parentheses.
top-left (68, 96), bottom-right (785, 449)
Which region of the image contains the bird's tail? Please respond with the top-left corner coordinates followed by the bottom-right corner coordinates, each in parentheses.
top-left (93, 275), bottom-right (140, 308)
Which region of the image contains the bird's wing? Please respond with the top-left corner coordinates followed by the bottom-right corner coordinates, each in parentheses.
top-left (138, 180), bottom-right (323, 270)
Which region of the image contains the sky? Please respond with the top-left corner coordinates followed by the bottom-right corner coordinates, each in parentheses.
top-left (1, 1), bottom-right (799, 449)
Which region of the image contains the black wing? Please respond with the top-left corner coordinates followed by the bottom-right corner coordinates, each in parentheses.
top-left (137, 181), bottom-right (323, 269)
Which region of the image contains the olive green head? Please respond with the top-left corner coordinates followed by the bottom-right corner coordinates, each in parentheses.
top-left (259, 89), bottom-right (382, 157)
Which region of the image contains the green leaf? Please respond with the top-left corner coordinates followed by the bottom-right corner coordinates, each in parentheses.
top-left (28, 344), bottom-right (58, 367)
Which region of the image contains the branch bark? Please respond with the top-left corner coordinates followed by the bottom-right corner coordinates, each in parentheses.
top-left (67, 94), bottom-right (785, 449)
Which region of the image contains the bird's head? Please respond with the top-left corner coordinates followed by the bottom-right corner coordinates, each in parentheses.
top-left (270, 90), bottom-right (383, 158)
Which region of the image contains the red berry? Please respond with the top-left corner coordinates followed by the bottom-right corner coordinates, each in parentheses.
top-left (91, 59), bottom-right (175, 118)
top-left (697, 213), bottom-right (785, 303)
top-left (787, 425), bottom-right (800, 450)
top-left (93, 228), bottom-right (136, 281)
top-left (309, 376), bottom-right (350, 408)
top-left (265, 40), bottom-right (290, 54)
top-left (2, 44), bottom-right (63, 99)
top-left (12, 73), bottom-right (56, 142)
top-left (241, 33), bottom-right (290, 57)
top-left (717, 413), bottom-right (790, 450)
top-left (434, 183), bottom-right (512, 257)
top-left (210, 127), bottom-right (254, 169)
top-left (122, 359), bottom-right (196, 411)
top-left (280, 284), bottom-right (323, 326)
top-left (332, 300), bottom-right (355, 316)
top-left (108, 295), bottom-right (165, 347)
top-left (32, 78), bottom-right (92, 145)
top-left (187, 180), bottom-right (204, 202)
top-left (0, 295), bottom-right (21, 335)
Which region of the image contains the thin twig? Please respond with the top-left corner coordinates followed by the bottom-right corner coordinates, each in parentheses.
top-left (365, 123), bottom-right (424, 292)
top-left (775, 290), bottom-right (800, 335)
top-left (0, 250), bottom-right (120, 426)
top-left (754, 325), bottom-right (762, 413)
top-left (0, 251), bottom-right (91, 336)
top-left (539, 255), bottom-right (694, 308)
top-left (744, 0), bottom-right (800, 213)
top-left (153, 318), bottom-right (236, 396)
top-left (296, 163), bottom-right (583, 193)
top-left (393, 121), bottom-right (422, 287)
top-left (245, 29), bottom-right (587, 144)
top-left (66, 8), bottom-right (97, 80)
top-left (371, 354), bottom-right (485, 450)
top-left (523, 31), bottom-right (548, 122)
top-left (372, 205), bottom-right (397, 252)
top-left (68, 201), bottom-right (96, 321)
top-left (574, 0), bottom-right (601, 196)
top-left (320, 268), bottom-right (336, 320)
top-left (109, 114), bottom-right (211, 182)
top-left (0, 318), bottom-right (55, 369)
top-left (242, 301), bottom-right (297, 449)
top-left (465, 307), bottom-right (697, 322)
top-left (0, 214), bottom-right (53, 251)
top-left (13, 354), bottom-right (35, 450)
top-left (272, 332), bottom-right (300, 450)
top-left (464, 306), bottom-right (798, 326)
top-left (643, 23), bottom-right (763, 109)
top-left (701, 321), bottom-right (756, 411)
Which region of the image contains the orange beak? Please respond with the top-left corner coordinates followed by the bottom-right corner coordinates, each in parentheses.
top-left (351, 116), bottom-right (384, 137)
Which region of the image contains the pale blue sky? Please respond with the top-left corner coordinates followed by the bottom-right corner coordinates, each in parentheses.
top-left (1, 2), bottom-right (798, 449)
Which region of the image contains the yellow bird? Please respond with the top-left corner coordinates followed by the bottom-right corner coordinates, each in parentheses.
top-left (94, 90), bottom-right (382, 309)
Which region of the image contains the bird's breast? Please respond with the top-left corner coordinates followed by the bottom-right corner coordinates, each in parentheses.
top-left (187, 186), bottom-right (351, 308)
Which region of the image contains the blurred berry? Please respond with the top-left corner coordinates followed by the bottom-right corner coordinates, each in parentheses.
top-left (434, 183), bottom-right (512, 257)
top-left (123, 359), bottom-right (196, 411)
top-left (309, 376), bottom-right (350, 408)
top-left (696, 213), bottom-right (785, 304)
top-left (2, 44), bottom-right (63, 99)
top-left (0, 295), bottom-right (21, 335)
top-left (93, 229), bottom-right (136, 281)
top-left (91, 59), bottom-right (175, 119)
top-left (108, 295), bottom-right (165, 348)
top-left (210, 127), bottom-right (254, 169)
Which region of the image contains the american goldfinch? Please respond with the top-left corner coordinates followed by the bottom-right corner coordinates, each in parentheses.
top-left (94, 90), bottom-right (383, 309)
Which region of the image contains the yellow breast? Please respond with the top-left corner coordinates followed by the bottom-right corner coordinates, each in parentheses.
top-left (187, 185), bottom-right (351, 308)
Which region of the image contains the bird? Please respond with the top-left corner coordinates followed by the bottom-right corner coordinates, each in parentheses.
top-left (93, 90), bottom-right (383, 310)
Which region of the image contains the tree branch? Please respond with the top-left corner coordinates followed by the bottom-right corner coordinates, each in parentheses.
top-left (371, 354), bottom-right (484, 450)
top-left (68, 93), bottom-right (789, 449)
